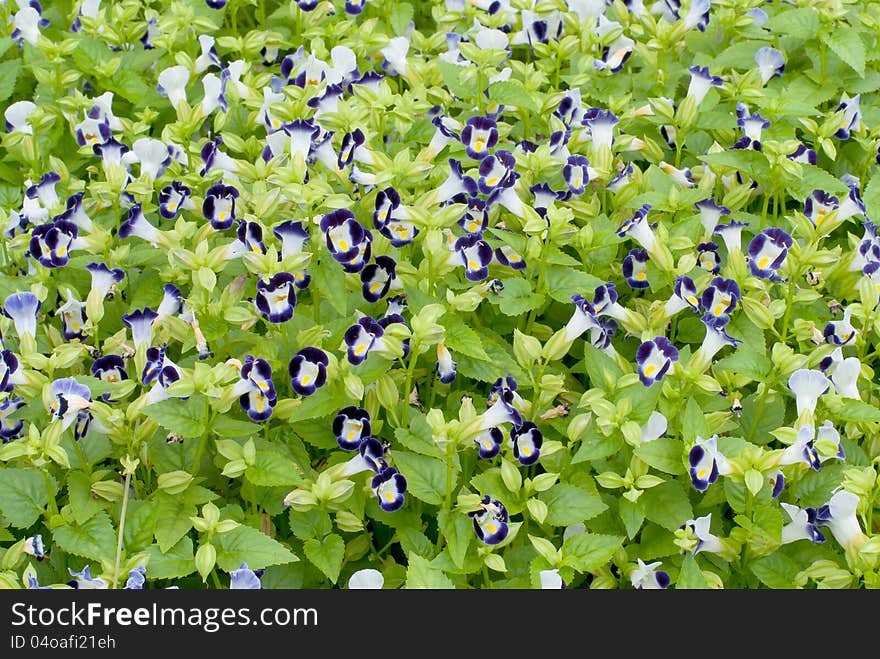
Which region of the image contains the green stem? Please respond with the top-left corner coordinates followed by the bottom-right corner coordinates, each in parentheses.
top-left (759, 190), bottom-right (770, 231)
top-left (211, 569), bottom-right (223, 589)
top-left (779, 280), bottom-right (795, 345)
top-left (43, 471), bottom-right (59, 517)
top-left (401, 342), bottom-right (419, 426)
top-left (112, 471), bottom-right (132, 589)
top-left (191, 410), bottom-right (216, 475)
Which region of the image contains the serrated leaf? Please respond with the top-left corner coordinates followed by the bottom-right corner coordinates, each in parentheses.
top-left (245, 451), bottom-right (302, 487)
top-left (750, 553), bottom-right (799, 589)
top-left (405, 553), bottom-right (455, 588)
top-left (824, 28), bottom-right (865, 78)
top-left (142, 396), bottom-right (208, 439)
top-left (561, 533), bottom-right (623, 573)
top-left (618, 498), bottom-right (645, 539)
top-left (0, 468), bottom-right (52, 528)
top-left (634, 439), bottom-right (686, 475)
top-left (538, 484), bottom-right (608, 526)
top-left (52, 511), bottom-right (116, 563)
top-left (312, 255), bottom-right (347, 316)
top-left (153, 491), bottom-right (196, 553)
top-left (438, 509), bottom-right (472, 570)
top-left (394, 411), bottom-right (443, 458)
top-left (681, 397), bottom-right (708, 445)
top-left (212, 416), bottom-right (261, 437)
top-left (677, 553), bottom-right (709, 589)
top-left (834, 400), bottom-right (880, 423)
top-left (572, 425), bottom-right (623, 463)
top-left (304, 534), bottom-right (345, 584)
top-left (496, 277), bottom-right (545, 316)
top-left (443, 315), bottom-right (490, 361)
top-left (643, 482), bottom-right (693, 531)
top-left (544, 266), bottom-right (604, 304)
top-left (713, 350), bottom-right (772, 382)
top-left (389, 2), bottom-right (414, 35)
top-left (488, 80), bottom-right (540, 114)
top-left (765, 8), bottom-right (819, 39)
top-left (215, 525), bottom-right (298, 571)
top-left (144, 537), bottom-right (196, 580)
top-left (392, 451), bottom-right (448, 505)
top-left (66, 471), bottom-right (105, 525)
top-left (0, 60), bottom-right (22, 104)
top-left (438, 61), bottom-right (478, 99)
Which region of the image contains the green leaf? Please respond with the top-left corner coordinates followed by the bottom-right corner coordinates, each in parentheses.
top-left (215, 525), bottom-right (298, 571)
top-left (438, 61), bottom-right (478, 99)
top-left (405, 553), bottom-right (455, 589)
top-left (488, 80), bottom-right (540, 114)
top-left (677, 553), bottom-right (709, 589)
top-left (312, 255), bottom-right (348, 316)
top-left (389, 2), bottom-right (414, 35)
top-left (701, 150), bottom-right (770, 179)
top-left (538, 484), bottom-right (608, 526)
top-left (561, 533), bottom-right (623, 573)
top-left (496, 277), bottom-right (545, 316)
top-left (766, 8), bottom-right (819, 39)
top-left (52, 511), bottom-right (116, 563)
top-left (304, 534), bottom-right (345, 584)
top-left (212, 416), bottom-right (261, 437)
top-left (544, 266), bottom-right (604, 304)
top-left (0, 60), bottom-right (22, 104)
top-left (823, 27), bottom-right (865, 78)
top-left (681, 397), bottom-right (708, 445)
top-left (142, 395), bottom-right (209, 439)
top-left (618, 498), bottom-right (645, 539)
top-left (740, 392), bottom-right (786, 445)
top-left (834, 400), bottom-right (880, 423)
top-left (144, 537), bottom-right (196, 580)
top-left (0, 468), bottom-right (52, 528)
top-left (287, 384), bottom-right (348, 422)
top-left (72, 37), bottom-right (111, 73)
top-left (583, 343), bottom-right (623, 387)
top-left (394, 412), bottom-right (443, 458)
top-left (289, 509), bottom-right (333, 541)
top-left (572, 425), bottom-right (623, 463)
top-left (750, 553), bottom-right (799, 589)
top-left (392, 450), bottom-right (450, 505)
top-left (245, 451), bottom-right (302, 487)
top-left (643, 482), bottom-right (693, 531)
top-left (865, 174), bottom-right (880, 220)
top-left (443, 315), bottom-right (490, 361)
top-left (437, 509), bottom-right (473, 570)
top-left (713, 350), bottom-right (772, 382)
top-left (66, 471), bottom-right (105, 525)
top-left (153, 491), bottom-right (196, 553)
top-left (634, 439), bottom-right (686, 475)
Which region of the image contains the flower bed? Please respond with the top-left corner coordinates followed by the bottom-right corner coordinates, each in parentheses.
top-left (0, 0), bottom-right (879, 590)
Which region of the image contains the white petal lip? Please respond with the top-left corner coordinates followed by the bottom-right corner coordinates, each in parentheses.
top-left (348, 569), bottom-right (384, 589)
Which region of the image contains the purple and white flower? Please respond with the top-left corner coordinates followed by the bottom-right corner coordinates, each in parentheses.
top-left (333, 406), bottom-right (371, 451)
top-left (469, 495), bottom-right (509, 545)
top-left (255, 273), bottom-right (297, 324)
top-left (511, 421), bottom-right (542, 466)
top-left (344, 317), bottom-right (385, 365)
top-left (233, 356), bottom-right (276, 422)
top-left (372, 467), bottom-right (407, 512)
top-left (747, 228), bottom-right (792, 280)
top-left (636, 337), bottom-right (678, 386)
top-left (288, 347), bottom-right (329, 396)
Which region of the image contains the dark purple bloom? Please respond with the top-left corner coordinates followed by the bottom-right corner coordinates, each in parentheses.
top-left (288, 347), bottom-right (328, 396)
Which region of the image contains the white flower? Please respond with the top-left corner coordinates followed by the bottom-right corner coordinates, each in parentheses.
top-left (5, 100), bottom-right (36, 134)
top-left (348, 569), bottom-right (384, 589)
top-left (157, 65), bottom-right (191, 109)
top-left (787, 369), bottom-right (830, 417)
